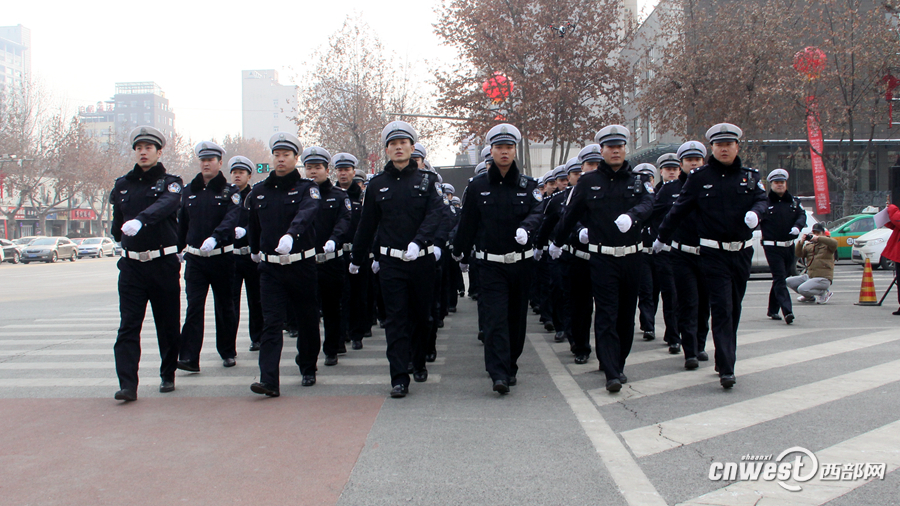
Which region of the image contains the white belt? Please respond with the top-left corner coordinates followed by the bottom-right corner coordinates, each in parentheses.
top-left (184, 244), bottom-right (234, 257)
top-left (261, 248), bottom-right (316, 265)
top-left (122, 246), bottom-right (178, 262)
top-left (762, 240), bottom-right (794, 247)
top-left (562, 245), bottom-right (590, 261)
top-left (700, 238), bottom-right (751, 251)
top-left (315, 250), bottom-right (343, 263)
top-left (233, 246), bottom-right (252, 255)
top-left (342, 243), bottom-right (352, 252)
top-left (473, 249), bottom-right (534, 264)
top-left (586, 243), bottom-right (642, 257)
top-left (379, 245), bottom-right (435, 260)
top-left (671, 241), bottom-right (700, 255)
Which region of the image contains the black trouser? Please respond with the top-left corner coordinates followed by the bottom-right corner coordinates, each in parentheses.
top-left (379, 255), bottom-right (435, 387)
top-left (764, 245), bottom-right (794, 317)
top-left (345, 254), bottom-right (371, 341)
top-left (671, 249), bottom-right (709, 360)
top-left (638, 253), bottom-right (657, 333)
top-left (590, 252), bottom-right (641, 381)
top-left (318, 257), bottom-right (345, 357)
top-left (180, 253), bottom-right (236, 364)
top-left (373, 269), bottom-right (386, 323)
top-left (445, 259), bottom-right (459, 310)
top-left (654, 252), bottom-right (680, 345)
top-left (468, 259), bottom-right (480, 296)
top-left (701, 246), bottom-right (752, 377)
top-left (562, 254), bottom-right (593, 356)
top-left (233, 255), bottom-right (263, 345)
top-left (114, 255), bottom-right (181, 391)
top-left (421, 258), bottom-right (444, 358)
top-left (258, 259), bottom-right (320, 387)
top-left (478, 258), bottom-right (534, 382)
top-left (549, 258), bottom-right (567, 335)
top-left (538, 256), bottom-right (553, 324)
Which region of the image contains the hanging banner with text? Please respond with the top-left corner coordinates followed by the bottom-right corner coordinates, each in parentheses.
top-left (806, 98), bottom-right (831, 215)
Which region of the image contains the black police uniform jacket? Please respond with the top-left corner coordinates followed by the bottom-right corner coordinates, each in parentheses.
top-left (554, 161), bottom-right (655, 247)
top-left (351, 161), bottom-right (444, 264)
top-left (657, 155), bottom-right (767, 245)
top-left (247, 169), bottom-right (320, 256)
top-left (312, 179), bottom-right (351, 251)
top-left (452, 161), bottom-right (543, 256)
top-left (110, 163), bottom-right (183, 252)
top-left (177, 171), bottom-right (241, 251)
top-left (434, 197), bottom-right (457, 251)
top-left (344, 183), bottom-right (364, 247)
top-left (536, 186), bottom-right (579, 249)
top-left (760, 190), bottom-right (805, 242)
top-left (233, 185), bottom-right (252, 251)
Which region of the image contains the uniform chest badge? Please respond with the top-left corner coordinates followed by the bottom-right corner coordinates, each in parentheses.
top-left (672, 193), bottom-right (680, 198)
top-left (379, 187), bottom-right (389, 192)
top-left (288, 190), bottom-right (298, 195)
top-left (516, 193), bottom-right (527, 197)
top-left (188, 194), bottom-right (197, 199)
top-left (703, 184), bottom-right (713, 189)
top-left (326, 198), bottom-right (336, 202)
top-left (644, 182), bottom-right (655, 194)
top-left (310, 187), bottom-right (321, 199)
top-left (533, 189), bottom-right (542, 202)
top-left (119, 190), bottom-right (127, 194)
top-left (168, 182), bottom-right (181, 193)
top-left (345, 198), bottom-right (352, 211)
top-left (481, 191), bottom-right (491, 196)
top-left (231, 193), bottom-right (240, 205)
top-left (591, 186), bottom-right (601, 190)
top-left (758, 180), bottom-right (765, 191)
top-left (256, 195), bottom-right (265, 200)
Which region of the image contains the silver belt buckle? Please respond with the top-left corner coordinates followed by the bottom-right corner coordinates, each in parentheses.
top-left (139, 251), bottom-right (151, 262)
top-left (504, 252), bottom-right (517, 264)
top-left (725, 242), bottom-right (740, 251)
top-left (241, 246), bottom-right (250, 255)
top-left (316, 253), bottom-right (326, 263)
top-left (279, 254), bottom-right (291, 264)
top-left (614, 246), bottom-right (625, 257)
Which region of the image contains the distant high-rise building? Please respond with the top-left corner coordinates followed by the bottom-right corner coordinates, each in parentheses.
top-left (242, 70), bottom-right (298, 143)
top-left (0, 24), bottom-right (32, 102)
top-left (77, 101), bottom-right (117, 144)
top-left (112, 82), bottom-right (175, 139)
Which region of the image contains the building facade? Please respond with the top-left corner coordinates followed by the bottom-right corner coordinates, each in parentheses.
top-left (112, 82), bottom-right (175, 140)
top-left (242, 70), bottom-right (299, 143)
top-left (0, 24), bottom-right (31, 104)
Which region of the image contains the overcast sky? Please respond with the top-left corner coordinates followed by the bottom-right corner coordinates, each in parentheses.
top-left (4, 0), bottom-right (655, 165)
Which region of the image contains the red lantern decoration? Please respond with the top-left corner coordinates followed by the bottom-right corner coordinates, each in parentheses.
top-left (793, 46), bottom-right (826, 80)
top-left (482, 72), bottom-right (514, 103)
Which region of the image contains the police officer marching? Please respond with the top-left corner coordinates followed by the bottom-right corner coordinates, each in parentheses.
top-left (229, 156), bottom-right (264, 352)
top-left (551, 125), bottom-right (654, 393)
top-left (110, 126), bottom-right (184, 401)
top-left (654, 124), bottom-right (767, 388)
top-left (334, 154), bottom-right (370, 350)
top-left (177, 142), bottom-right (241, 373)
top-left (453, 123), bottom-right (543, 395)
top-left (303, 147), bottom-right (352, 366)
top-left (761, 168), bottom-right (805, 325)
top-left (247, 132), bottom-right (322, 397)
top-left (349, 121), bottom-right (444, 399)
top-left (644, 156), bottom-right (681, 354)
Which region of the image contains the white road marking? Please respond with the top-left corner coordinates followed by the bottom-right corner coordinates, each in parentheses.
top-left (0, 374), bottom-right (442, 387)
top-left (528, 332), bottom-right (668, 506)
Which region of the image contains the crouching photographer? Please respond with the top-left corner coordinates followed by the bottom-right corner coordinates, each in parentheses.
top-left (787, 222), bottom-right (838, 304)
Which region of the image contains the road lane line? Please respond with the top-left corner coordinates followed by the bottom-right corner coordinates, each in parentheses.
top-left (621, 358), bottom-right (900, 458)
top-left (528, 332), bottom-right (668, 506)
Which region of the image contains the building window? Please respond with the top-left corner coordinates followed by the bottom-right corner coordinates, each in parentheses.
top-left (130, 113), bottom-right (137, 123)
top-left (273, 99), bottom-right (278, 108)
top-left (273, 112), bottom-right (278, 118)
top-left (144, 113), bottom-right (151, 122)
top-left (143, 100), bottom-right (151, 109)
top-left (648, 120), bottom-right (656, 143)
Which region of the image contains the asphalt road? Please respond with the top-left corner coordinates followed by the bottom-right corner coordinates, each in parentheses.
top-left (0, 257), bottom-right (898, 506)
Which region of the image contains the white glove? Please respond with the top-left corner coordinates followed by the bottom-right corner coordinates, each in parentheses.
top-left (534, 249), bottom-right (543, 261)
top-left (434, 246), bottom-right (442, 261)
top-left (460, 263), bottom-right (469, 273)
top-left (121, 219), bottom-right (142, 237)
top-left (200, 237), bottom-right (217, 252)
top-left (251, 253), bottom-right (261, 263)
top-left (323, 240), bottom-right (336, 253)
top-left (515, 228), bottom-right (528, 245)
top-left (348, 263), bottom-right (360, 274)
top-left (177, 253), bottom-right (185, 263)
top-left (403, 242), bottom-right (420, 261)
top-left (549, 243), bottom-right (563, 260)
top-left (275, 234), bottom-right (293, 254)
top-left (789, 227), bottom-right (800, 236)
top-left (614, 214), bottom-right (633, 233)
top-left (234, 227), bottom-right (246, 240)
top-left (452, 253), bottom-right (463, 262)
top-left (652, 239), bottom-right (665, 254)
top-left (578, 228), bottom-right (589, 244)
top-left (371, 260), bottom-right (380, 274)
top-left (744, 211), bottom-right (759, 229)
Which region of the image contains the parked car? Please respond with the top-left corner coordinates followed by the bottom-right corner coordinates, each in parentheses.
top-left (21, 237), bottom-right (78, 263)
top-left (0, 239), bottom-right (23, 264)
top-left (750, 208), bottom-right (819, 274)
top-left (113, 242), bottom-right (123, 256)
top-left (827, 212), bottom-right (878, 260)
top-left (851, 227), bottom-right (894, 270)
top-left (77, 237), bottom-right (116, 258)
top-left (12, 236), bottom-right (44, 247)
top-left (71, 238), bottom-right (87, 246)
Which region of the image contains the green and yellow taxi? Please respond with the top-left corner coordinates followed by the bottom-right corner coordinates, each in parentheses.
top-left (826, 211), bottom-right (878, 260)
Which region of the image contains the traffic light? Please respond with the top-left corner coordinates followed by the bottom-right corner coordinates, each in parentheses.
top-left (256, 163), bottom-right (270, 174)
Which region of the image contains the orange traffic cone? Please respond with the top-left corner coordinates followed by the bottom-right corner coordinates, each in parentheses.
top-left (855, 258), bottom-right (878, 306)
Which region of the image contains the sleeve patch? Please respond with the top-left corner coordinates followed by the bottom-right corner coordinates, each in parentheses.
top-left (344, 198), bottom-right (352, 211)
top-left (310, 187), bottom-right (321, 199)
top-left (533, 189), bottom-right (543, 202)
top-left (231, 193), bottom-right (241, 205)
top-left (644, 182), bottom-right (655, 194)
top-left (168, 182), bottom-right (182, 193)
top-left (757, 180), bottom-right (765, 191)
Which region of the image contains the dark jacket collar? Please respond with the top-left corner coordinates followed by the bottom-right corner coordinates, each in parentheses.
top-left (317, 179), bottom-right (333, 192)
top-left (346, 182), bottom-right (362, 200)
top-left (598, 160), bottom-right (632, 179)
top-left (263, 168), bottom-right (301, 188)
top-left (239, 184), bottom-right (251, 196)
top-left (125, 163), bottom-right (166, 182)
top-left (384, 160), bottom-right (417, 176)
top-left (769, 189), bottom-right (793, 203)
top-left (190, 171), bottom-right (227, 192)
top-left (708, 155), bottom-right (743, 172)
top-left (488, 161), bottom-right (520, 184)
